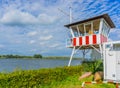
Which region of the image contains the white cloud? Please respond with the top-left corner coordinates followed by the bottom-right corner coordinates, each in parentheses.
top-left (49, 43), bottom-right (59, 48)
top-left (39, 35), bottom-right (53, 41)
top-left (0, 10), bottom-right (37, 25)
top-left (0, 10), bottom-right (57, 25)
top-left (0, 44), bottom-right (4, 48)
top-left (40, 42), bottom-right (46, 45)
top-left (27, 31), bottom-right (37, 36)
top-left (38, 14), bottom-right (57, 24)
top-left (30, 40), bottom-right (36, 44)
top-left (43, 30), bottom-right (49, 34)
top-left (14, 40), bottom-right (22, 43)
top-left (110, 28), bottom-right (120, 33)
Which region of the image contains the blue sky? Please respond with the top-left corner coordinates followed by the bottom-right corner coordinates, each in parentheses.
top-left (0, 0), bottom-right (120, 56)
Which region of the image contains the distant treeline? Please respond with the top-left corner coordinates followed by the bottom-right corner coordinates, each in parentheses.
top-left (0, 54), bottom-right (42, 59)
top-left (0, 54), bottom-right (82, 60)
top-left (43, 56), bottom-right (81, 60)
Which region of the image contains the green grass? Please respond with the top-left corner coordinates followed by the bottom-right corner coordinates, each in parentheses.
top-left (0, 65), bottom-right (116, 88)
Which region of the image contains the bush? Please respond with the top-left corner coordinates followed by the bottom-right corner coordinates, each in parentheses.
top-left (82, 59), bottom-right (103, 74)
top-left (0, 65), bottom-right (83, 87)
top-left (33, 54), bottom-right (42, 58)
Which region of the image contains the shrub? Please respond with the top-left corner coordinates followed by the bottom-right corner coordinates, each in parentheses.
top-left (33, 54), bottom-right (42, 58)
top-left (82, 59), bottom-right (103, 74)
top-left (0, 65), bottom-right (83, 87)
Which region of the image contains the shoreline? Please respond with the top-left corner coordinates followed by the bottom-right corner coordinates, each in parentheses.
top-left (0, 56), bottom-right (82, 60)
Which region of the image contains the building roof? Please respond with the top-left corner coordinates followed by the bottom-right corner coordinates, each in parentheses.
top-left (64, 14), bottom-right (115, 28)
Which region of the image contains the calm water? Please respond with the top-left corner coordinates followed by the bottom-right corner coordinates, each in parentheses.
top-left (0, 58), bottom-right (81, 72)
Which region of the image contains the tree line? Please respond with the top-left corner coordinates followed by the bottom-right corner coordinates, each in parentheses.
top-left (0, 54), bottom-right (42, 59)
top-left (0, 55), bottom-right (82, 60)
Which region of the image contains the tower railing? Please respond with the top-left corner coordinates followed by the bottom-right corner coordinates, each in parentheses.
top-left (66, 33), bottom-right (108, 48)
top-left (66, 38), bottom-right (73, 47)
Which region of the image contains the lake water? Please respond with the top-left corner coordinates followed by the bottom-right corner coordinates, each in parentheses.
top-left (0, 59), bottom-right (81, 72)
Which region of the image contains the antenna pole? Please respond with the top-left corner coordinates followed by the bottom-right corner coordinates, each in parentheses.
top-left (69, 6), bottom-right (72, 23)
top-left (58, 7), bottom-right (75, 22)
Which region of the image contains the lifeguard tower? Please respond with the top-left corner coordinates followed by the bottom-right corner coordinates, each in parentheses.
top-left (65, 13), bottom-right (120, 85)
top-left (65, 14), bottom-right (115, 66)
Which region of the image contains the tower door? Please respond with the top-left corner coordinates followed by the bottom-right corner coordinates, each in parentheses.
top-left (105, 50), bottom-right (116, 81)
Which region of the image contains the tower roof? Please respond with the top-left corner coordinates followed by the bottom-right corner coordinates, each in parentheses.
top-left (64, 14), bottom-right (115, 28)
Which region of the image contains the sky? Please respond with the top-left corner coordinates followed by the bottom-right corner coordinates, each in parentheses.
top-left (0, 0), bottom-right (120, 56)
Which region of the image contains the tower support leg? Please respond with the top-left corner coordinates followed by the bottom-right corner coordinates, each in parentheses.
top-left (99, 44), bottom-right (103, 59)
top-left (68, 47), bottom-right (75, 66)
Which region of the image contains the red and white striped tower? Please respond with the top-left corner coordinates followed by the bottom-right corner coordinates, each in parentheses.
top-left (64, 14), bottom-right (115, 66)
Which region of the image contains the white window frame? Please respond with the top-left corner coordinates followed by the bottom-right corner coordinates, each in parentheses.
top-left (84, 22), bottom-right (93, 35)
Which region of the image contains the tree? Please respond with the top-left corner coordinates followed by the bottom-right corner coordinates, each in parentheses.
top-left (33, 54), bottom-right (42, 58)
top-left (81, 49), bottom-right (103, 81)
top-left (81, 49), bottom-right (89, 60)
